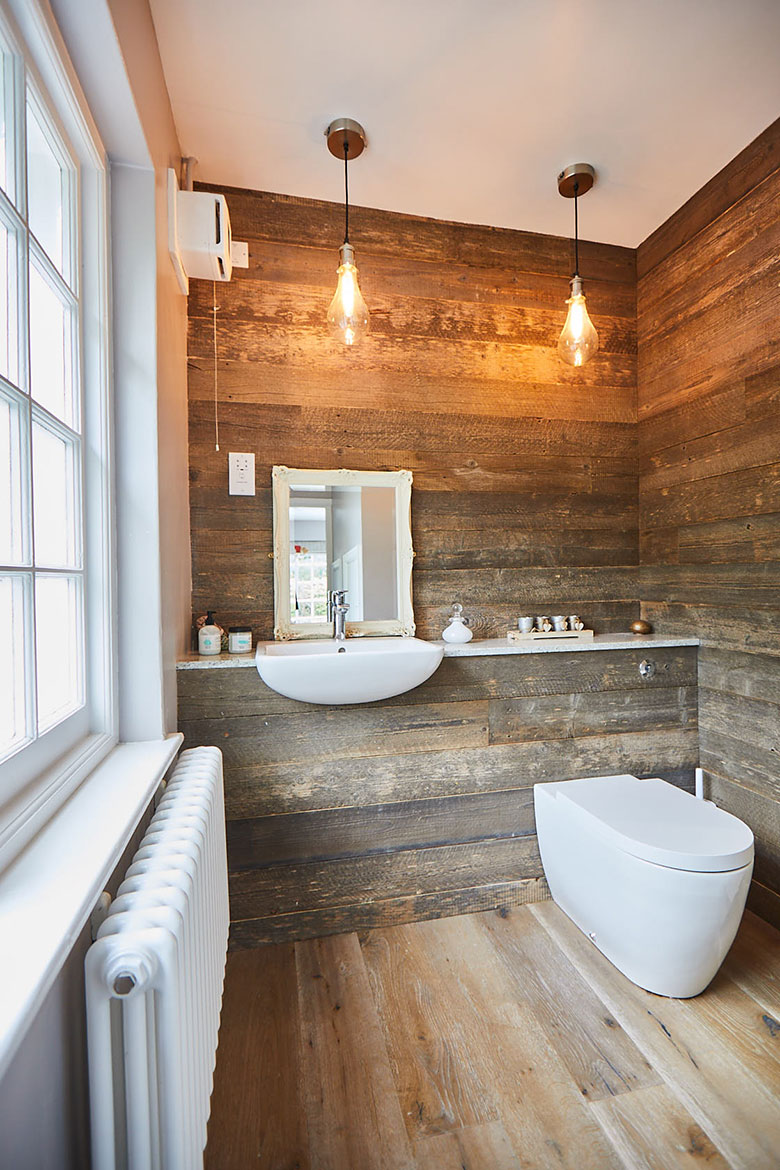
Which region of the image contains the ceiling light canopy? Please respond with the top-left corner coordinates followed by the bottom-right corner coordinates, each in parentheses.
top-left (325, 118), bottom-right (370, 347)
top-left (557, 163), bottom-right (599, 368)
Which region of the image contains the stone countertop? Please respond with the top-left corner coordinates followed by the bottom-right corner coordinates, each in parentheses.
top-left (177, 633), bottom-right (699, 669)
top-left (433, 634), bottom-right (699, 657)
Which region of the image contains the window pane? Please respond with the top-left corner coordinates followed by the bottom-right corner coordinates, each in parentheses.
top-left (35, 572), bottom-right (82, 732)
top-left (33, 418), bottom-right (78, 567)
top-left (0, 42), bottom-right (16, 205)
top-left (0, 574), bottom-right (29, 759)
top-left (0, 216), bottom-right (19, 384)
top-left (0, 51), bottom-right (6, 196)
top-left (0, 390), bottom-right (27, 564)
top-left (26, 98), bottom-right (63, 271)
top-left (29, 261), bottom-right (74, 425)
top-left (0, 218), bottom-right (9, 379)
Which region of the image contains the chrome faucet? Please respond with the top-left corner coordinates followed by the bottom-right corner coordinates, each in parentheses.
top-left (327, 589), bottom-right (349, 641)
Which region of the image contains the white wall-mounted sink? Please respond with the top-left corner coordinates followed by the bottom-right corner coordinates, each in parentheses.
top-left (255, 637), bottom-right (444, 704)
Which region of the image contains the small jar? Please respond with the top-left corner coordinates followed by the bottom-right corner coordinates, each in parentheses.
top-left (228, 627), bottom-right (253, 654)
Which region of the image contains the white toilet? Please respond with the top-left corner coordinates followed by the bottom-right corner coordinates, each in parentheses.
top-left (534, 774), bottom-right (754, 998)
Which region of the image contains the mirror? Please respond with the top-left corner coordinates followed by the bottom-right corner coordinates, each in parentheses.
top-left (272, 466), bottom-right (415, 640)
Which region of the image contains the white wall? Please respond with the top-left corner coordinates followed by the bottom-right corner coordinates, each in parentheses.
top-left (361, 486), bottom-right (397, 620)
top-left (0, 3), bottom-right (190, 1165)
top-left (331, 488), bottom-right (362, 562)
top-left (107, 0), bottom-right (191, 734)
top-left (107, 0), bottom-right (190, 734)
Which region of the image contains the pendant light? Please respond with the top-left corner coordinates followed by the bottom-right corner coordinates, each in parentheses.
top-left (325, 118), bottom-right (370, 346)
top-left (557, 163), bottom-right (599, 367)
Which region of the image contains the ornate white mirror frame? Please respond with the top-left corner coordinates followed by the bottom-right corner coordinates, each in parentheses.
top-left (272, 466), bottom-right (415, 640)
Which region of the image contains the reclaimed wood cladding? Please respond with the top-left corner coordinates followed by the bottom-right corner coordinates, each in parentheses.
top-left (187, 185), bottom-right (638, 642)
top-left (179, 647), bottom-right (697, 945)
top-left (637, 117), bottom-right (780, 929)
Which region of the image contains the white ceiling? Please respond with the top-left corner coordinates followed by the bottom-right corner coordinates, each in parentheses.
top-left (148, 0), bottom-right (780, 248)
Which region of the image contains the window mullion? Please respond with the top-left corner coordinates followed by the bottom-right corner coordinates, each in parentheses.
top-left (30, 396), bottom-right (80, 442)
top-left (0, 186), bottom-right (25, 235)
top-left (28, 235), bottom-right (77, 306)
top-left (16, 50), bottom-right (35, 746)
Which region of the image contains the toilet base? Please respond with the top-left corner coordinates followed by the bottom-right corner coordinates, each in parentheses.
top-left (535, 785), bottom-right (753, 998)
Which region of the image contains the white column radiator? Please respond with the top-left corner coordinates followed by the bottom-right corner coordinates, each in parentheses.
top-left (85, 746), bottom-right (230, 1170)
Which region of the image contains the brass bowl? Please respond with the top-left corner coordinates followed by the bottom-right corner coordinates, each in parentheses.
top-left (630, 619), bottom-right (653, 635)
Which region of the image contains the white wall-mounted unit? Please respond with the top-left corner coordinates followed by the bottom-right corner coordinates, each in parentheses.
top-left (168, 168), bottom-right (240, 294)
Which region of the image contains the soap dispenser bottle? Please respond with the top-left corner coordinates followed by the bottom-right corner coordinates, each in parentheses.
top-left (198, 611), bottom-right (222, 656)
top-left (442, 603), bottom-right (473, 643)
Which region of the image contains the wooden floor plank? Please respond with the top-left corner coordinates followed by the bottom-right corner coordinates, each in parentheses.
top-left (530, 901), bottom-right (780, 1170)
top-left (295, 933), bottom-right (414, 1170)
top-left (480, 907), bottom-right (661, 1101)
top-left (204, 944), bottom-right (310, 1170)
top-left (721, 909), bottom-right (780, 1018)
top-left (205, 904), bottom-right (780, 1170)
top-left (686, 967), bottom-right (780, 1076)
top-left (411, 913), bottom-right (624, 1170)
top-left (590, 1083), bottom-right (731, 1170)
top-left (413, 1120), bottom-right (522, 1170)
top-left (361, 924), bottom-right (500, 1141)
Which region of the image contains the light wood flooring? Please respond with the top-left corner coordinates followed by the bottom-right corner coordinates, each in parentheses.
top-left (205, 904), bottom-right (780, 1169)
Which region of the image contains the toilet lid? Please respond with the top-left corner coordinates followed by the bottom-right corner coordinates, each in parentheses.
top-left (556, 774), bottom-right (754, 872)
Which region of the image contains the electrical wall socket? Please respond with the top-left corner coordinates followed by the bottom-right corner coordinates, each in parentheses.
top-left (228, 452), bottom-right (255, 496)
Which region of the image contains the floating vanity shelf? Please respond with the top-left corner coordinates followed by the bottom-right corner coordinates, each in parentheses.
top-left (177, 633), bottom-right (699, 670)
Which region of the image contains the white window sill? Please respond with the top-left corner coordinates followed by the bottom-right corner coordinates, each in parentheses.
top-left (0, 734), bottom-right (182, 1080)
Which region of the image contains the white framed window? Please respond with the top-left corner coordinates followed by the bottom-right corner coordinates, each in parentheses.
top-left (0, 0), bottom-right (114, 865)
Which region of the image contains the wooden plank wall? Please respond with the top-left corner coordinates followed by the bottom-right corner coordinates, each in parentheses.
top-left (178, 647), bottom-right (698, 945)
top-left (637, 117), bottom-right (780, 929)
top-left (183, 185), bottom-right (651, 943)
top-left (187, 185), bottom-right (639, 642)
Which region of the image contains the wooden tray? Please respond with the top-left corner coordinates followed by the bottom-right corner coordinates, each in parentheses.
top-left (507, 628), bottom-right (594, 642)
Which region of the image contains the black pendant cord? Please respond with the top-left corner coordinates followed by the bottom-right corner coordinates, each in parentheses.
top-left (573, 179), bottom-right (580, 277)
top-left (343, 139), bottom-right (350, 244)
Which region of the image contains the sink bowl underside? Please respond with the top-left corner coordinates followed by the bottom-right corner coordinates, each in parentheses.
top-left (255, 637), bottom-right (444, 704)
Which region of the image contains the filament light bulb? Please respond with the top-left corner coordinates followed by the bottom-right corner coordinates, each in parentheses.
top-left (558, 275), bottom-right (598, 367)
top-left (327, 243), bottom-right (370, 346)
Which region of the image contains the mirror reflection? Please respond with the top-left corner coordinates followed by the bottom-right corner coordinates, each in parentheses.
top-left (289, 485), bottom-right (398, 623)
top-left (272, 466), bottom-right (414, 640)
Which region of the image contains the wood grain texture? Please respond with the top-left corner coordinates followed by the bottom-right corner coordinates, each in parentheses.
top-left (637, 117), bottom-right (780, 279)
top-left (638, 129), bottom-right (780, 926)
top-left (187, 185), bottom-right (637, 644)
top-left (705, 774), bottom-right (780, 893)
top-left (296, 933), bottom-right (414, 1170)
top-left (413, 1122), bottom-right (522, 1170)
top-left (226, 787), bottom-right (537, 870)
top-left (199, 184), bottom-right (637, 283)
top-left (361, 924), bottom-right (500, 1139)
top-left (178, 647), bottom-right (696, 720)
top-left (489, 685), bottom-right (696, 745)
top-left (206, 905), bottom-right (780, 1170)
top-left (747, 881), bottom-right (780, 934)
top-left (213, 728), bottom-right (698, 820)
top-left (370, 914), bottom-right (623, 1170)
top-left (722, 905), bottom-right (780, 1017)
top-left (228, 837), bottom-right (543, 920)
top-left (532, 902), bottom-right (780, 1169)
top-left (204, 944), bottom-right (309, 1170)
top-left (589, 1084), bottom-right (730, 1170)
top-left (479, 907), bottom-right (660, 1102)
top-left (228, 876), bottom-right (549, 950)
top-left (179, 651), bottom-right (696, 944)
